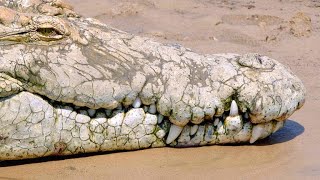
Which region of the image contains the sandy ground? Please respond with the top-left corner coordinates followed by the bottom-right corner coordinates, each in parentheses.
top-left (0, 0), bottom-right (320, 179)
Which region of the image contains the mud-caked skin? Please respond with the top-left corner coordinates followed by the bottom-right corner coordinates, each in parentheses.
top-left (0, 0), bottom-right (306, 160)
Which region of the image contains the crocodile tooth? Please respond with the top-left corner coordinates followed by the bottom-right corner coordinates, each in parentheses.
top-left (166, 124), bottom-right (183, 144)
top-left (250, 124), bottom-right (265, 143)
top-left (229, 100), bottom-right (239, 116)
top-left (143, 106), bottom-right (149, 112)
top-left (244, 112), bottom-right (249, 119)
top-left (157, 114), bottom-right (164, 124)
top-left (87, 109), bottom-right (96, 117)
top-left (217, 121), bottom-right (225, 134)
top-left (105, 109), bottom-right (112, 117)
top-left (214, 118), bottom-right (219, 126)
top-left (148, 104), bottom-right (156, 114)
top-left (132, 97), bottom-right (141, 108)
top-left (225, 100), bottom-right (242, 134)
top-left (190, 125), bottom-right (198, 136)
top-left (80, 110), bottom-right (88, 116)
top-left (272, 121), bottom-right (284, 133)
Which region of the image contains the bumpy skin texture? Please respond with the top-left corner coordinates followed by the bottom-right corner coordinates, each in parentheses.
top-left (0, 1), bottom-right (306, 160)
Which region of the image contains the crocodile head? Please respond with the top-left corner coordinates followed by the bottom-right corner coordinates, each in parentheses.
top-left (0, 1), bottom-right (306, 160)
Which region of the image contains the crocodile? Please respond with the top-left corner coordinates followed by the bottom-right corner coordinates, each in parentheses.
top-left (0, 0), bottom-right (306, 161)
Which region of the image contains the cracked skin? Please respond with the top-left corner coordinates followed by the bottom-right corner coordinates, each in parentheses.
top-left (0, 0), bottom-right (306, 160)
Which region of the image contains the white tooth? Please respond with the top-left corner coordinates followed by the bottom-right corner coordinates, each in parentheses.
top-left (166, 124), bottom-right (183, 144)
top-left (244, 112), bottom-right (249, 119)
top-left (229, 100), bottom-right (239, 116)
top-left (148, 104), bottom-right (157, 114)
top-left (132, 97), bottom-right (142, 108)
top-left (217, 121), bottom-right (225, 134)
top-left (143, 106), bottom-right (149, 112)
top-left (79, 110), bottom-right (88, 116)
top-left (87, 109), bottom-right (96, 117)
top-left (250, 124), bottom-right (265, 144)
top-left (273, 121), bottom-right (284, 133)
top-left (157, 114), bottom-right (164, 124)
top-left (190, 125), bottom-right (199, 136)
top-left (105, 109), bottom-right (112, 117)
top-left (214, 118), bottom-right (219, 126)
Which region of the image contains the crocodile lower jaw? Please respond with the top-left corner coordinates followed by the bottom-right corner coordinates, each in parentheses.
top-left (0, 91), bottom-right (284, 160)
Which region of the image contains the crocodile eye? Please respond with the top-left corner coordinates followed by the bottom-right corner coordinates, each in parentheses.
top-left (36, 27), bottom-right (63, 37)
top-left (34, 25), bottom-right (65, 41)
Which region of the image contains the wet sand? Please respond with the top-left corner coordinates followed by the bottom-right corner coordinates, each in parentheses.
top-left (0, 0), bottom-right (319, 179)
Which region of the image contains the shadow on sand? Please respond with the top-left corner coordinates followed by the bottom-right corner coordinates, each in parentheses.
top-left (0, 120), bottom-right (304, 167)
